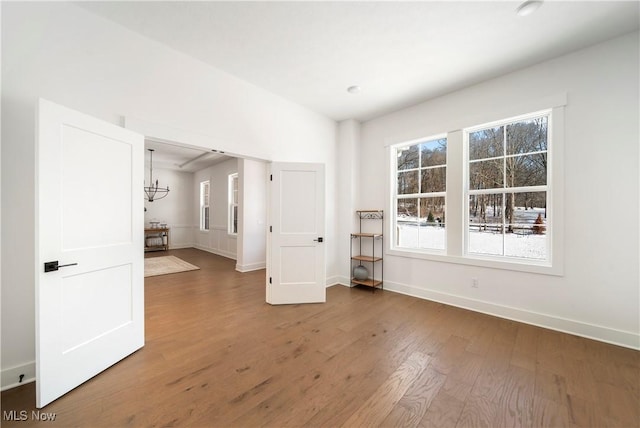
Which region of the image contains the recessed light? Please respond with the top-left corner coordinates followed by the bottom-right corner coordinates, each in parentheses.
top-left (516, 0), bottom-right (543, 17)
top-left (347, 85), bottom-right (362, 94)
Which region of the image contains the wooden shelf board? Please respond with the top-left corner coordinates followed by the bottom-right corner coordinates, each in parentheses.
top-left (351, 278), bottom-right (383, 287)
top-left (351, 233), bottom-right (383, 238)
top-left (351, 256), bottom-right (383, 262)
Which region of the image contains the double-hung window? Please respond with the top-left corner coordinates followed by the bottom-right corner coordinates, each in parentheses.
top-left (199, 180), bottom-right (210, 231)
top-left (228, 173), bottom-right (238, 235)
top-left (466, 111), bottom-right (550, 261)
top-left (393, 136), bottom-right (447, 251)
top-left (389, 103), bottom-right (561, 274)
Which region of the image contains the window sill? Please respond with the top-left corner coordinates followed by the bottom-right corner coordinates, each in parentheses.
top-left (387, 247), bottom-right (563, 276)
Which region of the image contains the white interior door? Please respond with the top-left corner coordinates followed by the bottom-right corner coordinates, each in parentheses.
top-left (267, 162), bottom-right (325, 304)
top-left (36, 99), bottom-right (144, 408)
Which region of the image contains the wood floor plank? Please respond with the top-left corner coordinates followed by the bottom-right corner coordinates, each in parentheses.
top-left (492, 365), bottom-right (535, 428)
top-left (420, 389), bottom-right (467, 428)
top-left (531, 396), bottom-right (571, 428)
top-left (341, 351), bottom-right (430, 427)
top-left (456, 391), bottom-right (498, 428)
top-left (510, 324), bottom-right (540, 372)
top-left (1, 248), bottom-right (638, 428)
top-left (395, 365), bottom-right (447, 419)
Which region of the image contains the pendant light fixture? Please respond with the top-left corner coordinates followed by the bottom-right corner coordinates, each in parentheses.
top-left (144, 148), bottom-right (169, 202)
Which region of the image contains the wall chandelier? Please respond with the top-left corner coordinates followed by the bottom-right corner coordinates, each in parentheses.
top-left (144, 148), bottom-right (169, 202)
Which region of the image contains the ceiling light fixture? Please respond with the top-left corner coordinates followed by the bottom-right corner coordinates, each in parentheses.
top-left (144, 149), bottom-right (169, 202)
top-left (516, 0), bottom-right (543, 17)
top-left (347, 85), bottom-right (362, 94)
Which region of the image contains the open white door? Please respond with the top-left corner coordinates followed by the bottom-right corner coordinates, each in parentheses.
top-left (36, 99), bottom-right (144, 407)
top-left (267, 162), bottom-right (325, 304)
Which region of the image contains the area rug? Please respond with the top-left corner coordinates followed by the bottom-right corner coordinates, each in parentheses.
top-left (144, 256), bottom-right (200, 277)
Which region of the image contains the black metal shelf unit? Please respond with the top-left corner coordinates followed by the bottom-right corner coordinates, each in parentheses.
top-left (350, 210), bottom-right (383, 291)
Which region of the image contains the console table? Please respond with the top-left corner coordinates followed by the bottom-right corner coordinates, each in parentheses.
top-left (144, 228), bottom-right (169, 252)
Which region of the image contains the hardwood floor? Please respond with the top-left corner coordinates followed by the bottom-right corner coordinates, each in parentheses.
top-left (2, 248), bottom-right (639, 427)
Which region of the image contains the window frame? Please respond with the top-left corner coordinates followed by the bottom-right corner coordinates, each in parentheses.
top-left (199, 180), bottom-right (210, 232)
top-left (386, 104), bottom-right (564, 276)
top-left (463, 109), bottom-right (551, 264)
top-left (228, 173), bottom-right (238, 236)
top-left (391, 134), bottom-right (448, 254)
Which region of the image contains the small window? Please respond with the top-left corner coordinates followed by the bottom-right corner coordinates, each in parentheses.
top-left (466, 112), bottom-right (549, 261)
top-left (199, 180), bottom-right (209, 231)
top-left (393, 136), bottom-right (447, 251)
top-left (228, 173), bottom-right (238, 235)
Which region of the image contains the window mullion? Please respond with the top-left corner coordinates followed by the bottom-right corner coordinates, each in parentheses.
top-left (447, 130), bottom-right (463, 256)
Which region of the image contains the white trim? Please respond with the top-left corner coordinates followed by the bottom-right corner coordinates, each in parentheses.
top-left (382, 92), bottom-right (568, 149)
top-left (325, 275), bottom-right (343, 287)
top-left (235, 261), bottom-right (266, 272)
top-left (168, 244), bottom-right (193, 250)
top-left (193, 245), bottom-right (236, 261)
top-left (228, 172), bottom-right (239, 236)
top-left (386, 103), bottom-right (564, 276)
top-left (1, 361), bottom-right (35, 391)
top-left (385, 249), bottom-right (559, 276)
top-left (390, 134), bottom-right (448, 253)
top-left (335, 277), bottom-right (639, 350)
top-left (383, 278), bottom-right (639, 350)
top-left (124, 116), bottom-right (271, 161)
top-left (199, 180), bottom-right (210, 231)
top-left (463, 109), bottom-right (552, 266)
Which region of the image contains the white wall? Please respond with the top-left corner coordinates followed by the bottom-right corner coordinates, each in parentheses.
top-left (237, 159), bottom-right (267, 272)
top-left (354, 32), bottom-right (639, 348)
top-left (144, 167), bottom-right (194, 248)
top-left (1, 2), bottom-right (336, 389)
top-left (335, 120), bottom-right (362, 284)
top-left (193, 158), bottom-right (239, 259)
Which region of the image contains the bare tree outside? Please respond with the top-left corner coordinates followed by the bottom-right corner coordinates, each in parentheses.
top-left (468, 114), bottom-right (549, 259)
top-left (396, 137), bottom-right (447, 250)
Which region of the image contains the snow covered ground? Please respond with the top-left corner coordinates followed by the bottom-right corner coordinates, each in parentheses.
top-left (397, 207), bottom-right (547, 260)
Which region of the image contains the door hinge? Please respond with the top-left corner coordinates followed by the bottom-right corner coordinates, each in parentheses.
top-left (270, 174), bottom-right (273, 181)
top-left (269, 277), bottom-right (272, 284)
top-left (270, 225), bottom-right (272, 232)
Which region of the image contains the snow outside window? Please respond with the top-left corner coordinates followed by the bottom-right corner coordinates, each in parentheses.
top-left (465, 111), bottom-right (550, 262)
top-left (388, 104), bottom-right (562, 274)
top-left (200, 180), bottom-right (210, 231)
top-left (393, 136), bottom-right (447, 252)
top-left (228, 173), bottom-right (238, 235)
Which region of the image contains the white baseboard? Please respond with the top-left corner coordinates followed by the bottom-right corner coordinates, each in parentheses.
top-left (236, 262), bottom-right (266, 273)
top-left (169, 244), bottom-right (193, 250)
top-left (325, 275), bottom-right (343, 287)
top-left (1, 361), bottom-right (35, 391)
top-left (193, 245), bottom-right (236, 261)
top-left (378, 279), bottom-right (639, 350)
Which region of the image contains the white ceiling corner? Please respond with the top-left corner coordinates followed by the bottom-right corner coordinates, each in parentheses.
top-left (78, 1), bottom-right (639, 123)
top-left (79, 1), bottom-right (639, 168)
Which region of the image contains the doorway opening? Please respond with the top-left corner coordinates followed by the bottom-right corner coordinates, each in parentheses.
top-left (141, 137), bottom-right (268, 275)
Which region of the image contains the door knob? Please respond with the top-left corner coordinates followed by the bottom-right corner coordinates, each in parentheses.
top-left (313, 237), bottom-right (324, 243)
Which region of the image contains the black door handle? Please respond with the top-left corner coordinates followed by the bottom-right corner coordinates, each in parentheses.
top-left (44, 261), bottom-right (78, 272)
top-left (313, 237), bottom-right (324, 243)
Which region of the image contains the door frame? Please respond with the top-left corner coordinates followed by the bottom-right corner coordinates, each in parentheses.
top-left (124, 118), bottom-right (330, 299)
